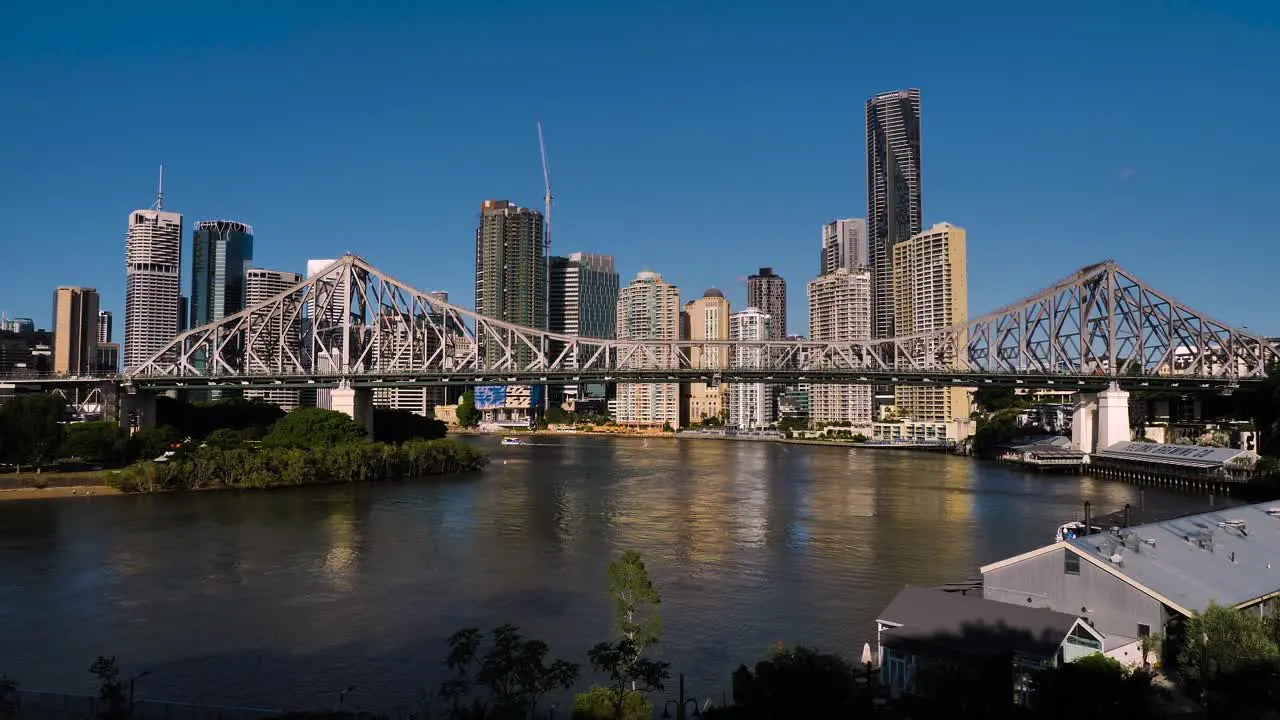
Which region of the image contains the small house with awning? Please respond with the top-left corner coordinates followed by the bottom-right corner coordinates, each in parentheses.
top-left (876, 587), bottom-right (1104, 701)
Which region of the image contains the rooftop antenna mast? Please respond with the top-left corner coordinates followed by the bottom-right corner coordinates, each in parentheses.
top-left (153, 164), bottom-right (165, 210)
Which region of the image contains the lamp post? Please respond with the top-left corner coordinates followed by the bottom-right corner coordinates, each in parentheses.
top-left (861, 642), bottom-right (874, 689)
top-left (661, 674), bottom-right (699, 720)
top-left (128, 671), bottom-right (151, 715)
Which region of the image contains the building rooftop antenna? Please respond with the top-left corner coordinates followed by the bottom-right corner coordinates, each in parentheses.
top-left (153, 164), bottom-right (165, 210)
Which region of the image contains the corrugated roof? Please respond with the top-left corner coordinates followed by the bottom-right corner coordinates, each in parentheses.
top-left (1095, 442), bottom-right (1256, 469)
top-left (877, 586), bottom-right (1084, 659)
top-left (1068, 501), bottom-right (1280, 612)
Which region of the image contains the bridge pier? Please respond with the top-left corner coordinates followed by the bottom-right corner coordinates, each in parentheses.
top-left (1071, 383), bottom-right (1131, 453)
top-left (331, 383), bottom-right (374, 438)
top-left (1071, 394), bottom-right (1097, 452)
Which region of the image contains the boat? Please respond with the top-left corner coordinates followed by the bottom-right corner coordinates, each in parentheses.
top-left (501, 437), bottom-right (525, 446)
top-left (1055, 521), bottom-right (1101, 543)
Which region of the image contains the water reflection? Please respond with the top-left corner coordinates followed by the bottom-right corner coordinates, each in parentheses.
top-left (0, 436), bottom-right (1210, 711)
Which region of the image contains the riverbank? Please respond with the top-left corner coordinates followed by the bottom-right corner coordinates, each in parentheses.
top-left (0, 484), bottom-right (120, 502)
top-left (457, 427), bottom-right (952, 452)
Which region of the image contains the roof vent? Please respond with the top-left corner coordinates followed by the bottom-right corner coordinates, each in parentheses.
top-left (1266, 508), bottom-right (1280, 518)
top-left (1110, 553), bottom-right (1124, 566)
top-left (1219, 520), bottom-right (1249, 537)
top-left (1141, 537), bottom-right (1156, 548)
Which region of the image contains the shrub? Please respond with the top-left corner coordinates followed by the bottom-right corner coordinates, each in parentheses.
top-left (571, 685), bottom-right (651, 720)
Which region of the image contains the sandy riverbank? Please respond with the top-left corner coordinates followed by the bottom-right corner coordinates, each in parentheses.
top-left (0, 485), bottom-right (121, 502)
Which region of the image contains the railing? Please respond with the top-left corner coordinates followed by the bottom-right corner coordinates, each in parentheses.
top-left (14, 690), bottom-right (280, 720)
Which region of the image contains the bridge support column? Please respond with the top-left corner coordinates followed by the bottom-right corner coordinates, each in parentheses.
top-left (330, 384), bottom-right (374, 438)
top-left (1072, 393), bottom-right (1098, 453)
top-left (115, 388), bottom-right (158, 434)
top-left (1095, 382), bottom-right (1131, 452)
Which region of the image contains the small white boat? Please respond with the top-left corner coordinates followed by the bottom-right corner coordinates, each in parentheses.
top-left (1055, 521), bottom-right (1101, 542)
top-left (501, 437), bottom-right (525, 446)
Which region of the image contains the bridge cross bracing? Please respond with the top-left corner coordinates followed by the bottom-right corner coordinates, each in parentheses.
top-left (123, 256), bottom-right (1279, 391)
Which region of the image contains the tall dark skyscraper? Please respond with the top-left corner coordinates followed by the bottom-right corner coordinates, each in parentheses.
top-left (190, 220), bottom-right (254, 328)
top-left (866, 88), bottom-right (922, 341)
top-left (746, 267), bottom-right (786, 340)
top-left (475, 200), bottom-right (546, 364)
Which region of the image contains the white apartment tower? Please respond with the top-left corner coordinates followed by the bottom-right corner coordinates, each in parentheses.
top-left (242, 268), bottom-right (304, 410)
top-left (683, 289), bottom-right (730, 424)
top-left (728, 307), bottom-right (775, 429)
top-left (615, 271), bottom-right (681, 428)
top-left (892, 222), bottom-right (970, 422)
top-left (807, 268), bottom-right (873, 425)
top-left (821, 218), bottom-right (868, 275)
top-left (124, 172), bottom-right (184, 371)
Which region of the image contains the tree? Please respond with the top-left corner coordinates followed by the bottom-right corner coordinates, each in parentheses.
top-left (203, 428), bottom-right (245, 449)
top-left (729, 646), bottom-right (863, 718)
top-left (373, 408), bottom-right (447, 444)
top-left (456, 392), bottom-right (481, 428)
top-left (124, 426), bottom-right (180, 463)
top-left (61, 421), bottom-right (126, 462)
top-left (0, 393), bottom-right (66, 467)
top-left (974, 387), bottom-right (1022, 413)
top-left (1178, 602), bottom-right (1279, 686)
top-left (439, 624), bottom-right (578, 719)
top-left (606, 551), bottom-right (662, 669)
top-left (263, 408), bottom-right (368, 448)
top-left (1032, 654), bottom-right (1155, 719)
top-left (88, 656), bottom-right (128, 720)
top-left (582, 639), bottom-right (669, 720)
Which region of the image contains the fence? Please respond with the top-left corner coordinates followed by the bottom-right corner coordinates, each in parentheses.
top-left (15, 690), bottom-right (281, 720)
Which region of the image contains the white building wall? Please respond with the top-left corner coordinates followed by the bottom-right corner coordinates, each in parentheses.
top-left (807, 268), bottom-right (873, 425)
top-left (728, 307), bottom-right (775, 429)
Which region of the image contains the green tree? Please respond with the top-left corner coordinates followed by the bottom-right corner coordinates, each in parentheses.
top-left (0, 393), bottom-right (66, 467)
top-left (729, 646), bottom-right (864, 719)
top-left (263, 408), bottom-right (368, 448)
top-left (61, 421), bottom-right (126, 462)
top-left (581, 639), bottom-right (669, 720)
top-left (203, 428), bottom-right (245, 449)
top-left (88, 656), bottom-right (128, 720)
top-left (1032, 654), bottom-right (1155, 719)
top-left (124, 426), bottom-right (180, 463)
top-left (607, 551), bottom-right (662, 667)
top-left (456, 392), bottom-right (481, 428)
top-left (1178, 602), bottom-right (1279, 685)
top-left (974, 387), bottom-right (1023, 413)
top-left (372, 408), bottom-right (447, 444)
top-left (570, 685), bottom-right (650, 720)
top-left (439, 624), bottom-right (579, 719)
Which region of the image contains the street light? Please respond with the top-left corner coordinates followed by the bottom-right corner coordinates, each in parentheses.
top-left (128, 671), bottom-right (151, 713)
top-left (661, 674), bottom-right (699, 720)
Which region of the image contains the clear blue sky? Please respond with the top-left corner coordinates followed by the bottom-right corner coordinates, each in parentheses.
top-left (2, 0), bottom-right (1278, 337)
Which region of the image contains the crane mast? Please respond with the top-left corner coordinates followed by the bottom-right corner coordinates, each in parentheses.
top-left (537, 121), bottom-right (554, 413)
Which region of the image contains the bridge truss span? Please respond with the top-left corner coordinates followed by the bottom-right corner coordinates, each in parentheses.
top-left (124, 255), bottom-right (1277, 390)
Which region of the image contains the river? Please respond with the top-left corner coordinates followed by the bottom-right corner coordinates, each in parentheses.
top-left (0, 435), bottom-right (1205, 713)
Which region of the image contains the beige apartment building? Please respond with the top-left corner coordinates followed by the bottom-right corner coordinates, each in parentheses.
top-left (616, 271), bottom-right (681, 428)
top-left (53, 286), bottom-right (100, 376)
top-left (807, 268), bottom-right (873, 425)
top-left (892, 222), bottom-right (971, 424)
top-left (682, 289), bottom-right (730, 424)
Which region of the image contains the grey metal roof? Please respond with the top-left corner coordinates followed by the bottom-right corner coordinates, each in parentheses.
top-left (1095, 442), bottom-right (1257, 469)
top-left (1068, 501), bottom-right (1280, 612)
top-left (877, 586), bottom-right (1083, 659)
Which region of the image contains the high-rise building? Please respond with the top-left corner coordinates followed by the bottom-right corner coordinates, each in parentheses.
top-left (867, 88), bottom-right (923, 341)
top-left (728, 307), bottom-right (774, 429)
top-left (549, 252), bottom-right (619, 408)
top-left (616, 271), bottom-right (681, 428)
top-left (821, 218), bottom-right (868, 275)
top-left (892, 222), bottom-right (970, 423)
top-left (807, 268), bottom-right (873, 425)
top-left (96, 310), bottom-right (112, 344)
top-left (52, 286), bottom-right (99, 376)
top-left (683, 289), bottom-right (730, 424)
top-left (746, 267), bottom-right (787, 340)
top-left (243, 268), bottom-right (303, 409)
top-left (124, 178), bottom-right (183, 371)
top-left (475, 199), bottom-right (546, 365)
top-left (190, 220), bottom-right (254, 329)
top-left (95, 344), bottom-right (120, 374)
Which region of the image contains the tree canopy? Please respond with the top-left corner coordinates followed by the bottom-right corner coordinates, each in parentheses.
top-left (456, 392), bottom-right (481, 427)
top-left (263, 408), bottom-right (369, 448)
top-left (372, 408), bottom-right (447, 444)
top-left (0, 393), bottom-right (66, 466)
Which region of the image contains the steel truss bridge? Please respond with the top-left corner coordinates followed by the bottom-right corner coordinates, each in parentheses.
top-left (104, 255), bottom-right (1277, 394)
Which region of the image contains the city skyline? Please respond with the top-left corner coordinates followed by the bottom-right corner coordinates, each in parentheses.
top-left (2, 4), bottom-right (1278, 339)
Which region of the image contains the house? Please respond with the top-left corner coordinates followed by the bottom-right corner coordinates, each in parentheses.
top-left (876, 587), bottom-right (1105, 702)
top-left (981, 501), bottom-right (1280, 665)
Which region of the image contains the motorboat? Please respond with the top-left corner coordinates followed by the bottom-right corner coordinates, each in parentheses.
top-left (1055, 521), bottom-right (1101, 543)
top-left (501, 437), bottom-right (526, 446)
